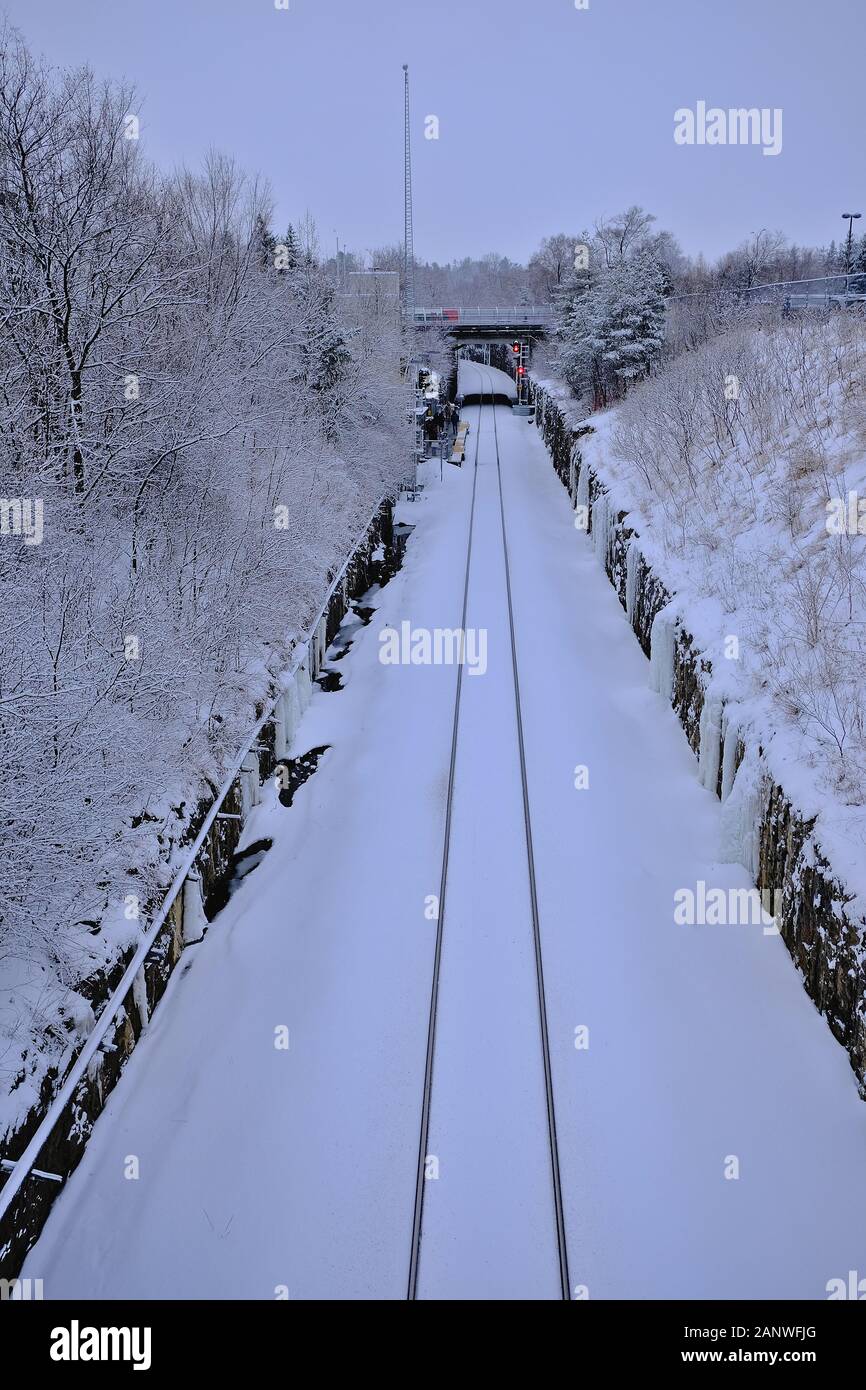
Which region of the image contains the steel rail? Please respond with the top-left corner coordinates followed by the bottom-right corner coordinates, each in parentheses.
top-left (406, 394), bottom-right (483, 1300)
top-left (407, 369), bottom-right (571, 1300)
top-left (485, 370), bottom-right (572, 1301)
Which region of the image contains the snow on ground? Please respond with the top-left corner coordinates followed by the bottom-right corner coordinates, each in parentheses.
top-left (458, 359), bottom-right (517, 401)
top-left (25, 402), bottom-right (866, 1300)
top-left (416, 406), bottom-right (560, 1299)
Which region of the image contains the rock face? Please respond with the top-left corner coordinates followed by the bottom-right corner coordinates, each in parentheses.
top-left (532, 380), bottom-right (866, 1101)
top-left (760, 785), bottom-right (866, 1078)
top-left (0, 500), bottom-right (402, 1279)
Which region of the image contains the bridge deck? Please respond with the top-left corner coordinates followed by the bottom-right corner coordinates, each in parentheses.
top-left (410, 305), bottom-right (552, 331)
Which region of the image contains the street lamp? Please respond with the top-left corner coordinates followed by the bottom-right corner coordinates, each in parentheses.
top-left (842, 212), bottom-right (861, 273)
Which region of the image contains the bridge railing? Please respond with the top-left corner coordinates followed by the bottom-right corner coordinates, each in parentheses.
top-left (408, 276), bottom-right (866, 325)
top-left (672, 274), bottom-right (866, 307)
top-left (741, 273), bottom-right (866, 306)
top-left (408, 306), bottom-right (554, 326)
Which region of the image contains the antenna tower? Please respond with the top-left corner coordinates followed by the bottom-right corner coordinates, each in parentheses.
top-left (402, 64), bottom-right (416, 317)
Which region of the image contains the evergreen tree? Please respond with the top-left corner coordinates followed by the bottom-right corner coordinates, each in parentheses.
top-left (825, 240), bottom-right (843, 274)
top-left (556, 254), bottom-right (666, 408)
top-left (851, 234), bottom-right (866, 275)
top-left (253, 212), bottom-right (275, 271)
top-left (281, 223), bottom-right (299, 271)
top-left (597, 253), bottom-right (666, 391)
top-left (287, 256), bottom-right (352, 436)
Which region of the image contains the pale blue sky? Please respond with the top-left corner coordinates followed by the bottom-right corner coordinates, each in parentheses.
top-left (6, 0), bottom-right (864, 264)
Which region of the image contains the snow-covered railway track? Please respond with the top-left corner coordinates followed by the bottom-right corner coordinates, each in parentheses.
top-left (487, 380), bottom-right (571, 1300)
top-left (406, 390), bottom-right (485, 1299)
top-left (407, 372), bottom-right (571, 1300)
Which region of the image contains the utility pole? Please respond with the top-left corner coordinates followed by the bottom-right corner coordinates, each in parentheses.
top-left (403, 64), bottom-right (416, 319)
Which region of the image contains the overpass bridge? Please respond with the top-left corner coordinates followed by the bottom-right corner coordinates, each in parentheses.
top-left (408, 272), bottom-right (866, 335)
top-left (407, 305), bottom-right (553, 341)
top-left (414, 274), bottom-right (866, 331)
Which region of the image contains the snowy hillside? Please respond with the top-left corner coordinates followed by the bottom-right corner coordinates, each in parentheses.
top-left (564, 308), bottom-right (866, 916)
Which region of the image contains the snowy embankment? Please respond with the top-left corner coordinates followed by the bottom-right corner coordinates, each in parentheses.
top-left (532, 312), bottom-right (866, 1092)
top-left (0, 503), bottom-right (401, 1277)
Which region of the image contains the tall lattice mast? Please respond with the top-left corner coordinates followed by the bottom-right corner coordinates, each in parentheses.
top-left (402, 64), bottom-right (416, 318)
